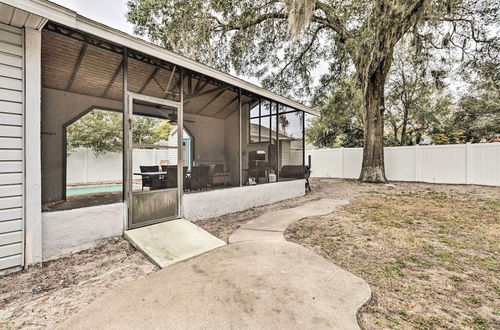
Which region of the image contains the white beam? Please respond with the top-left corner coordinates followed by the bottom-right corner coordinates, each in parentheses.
top-left (178, 70), bottom-right (184, 218)
top-left (24, 27), bottom-right (42, 267)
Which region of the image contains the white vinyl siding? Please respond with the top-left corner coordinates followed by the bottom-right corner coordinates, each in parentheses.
top-left (0, 23), bottom-right (23, 271)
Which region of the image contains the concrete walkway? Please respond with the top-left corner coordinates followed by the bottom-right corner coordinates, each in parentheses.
top-left (61, 199), bottom-right (371, 330)
top-left (229, 199), bottom-right (350, 243)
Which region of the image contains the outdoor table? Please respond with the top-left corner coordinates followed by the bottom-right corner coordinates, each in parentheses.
top-left (133, 171), bottom-right (169, 190)
top-left (133, 171), bottom-right (168, 176)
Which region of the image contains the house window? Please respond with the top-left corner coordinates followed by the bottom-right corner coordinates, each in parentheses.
top-left (249, 100), bottom-right (277, 144)
top-left (278, 107), bottom-right (305, 180)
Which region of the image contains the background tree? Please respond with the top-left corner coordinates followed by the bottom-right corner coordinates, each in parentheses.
top-left (128, 0), bottom-right (498, 183)
top-left (307, 76), bottom-right (364, 148)
top-left (152, 121), bottom-right (175, 142)
top-left (67, 110), bottom-right (123, 156)
top-left (448, 60), bottom-right (500, 142)
top-left (384, 37), bottom-right (454, 146)
top-left (67, 109), bottom-right (174, 155)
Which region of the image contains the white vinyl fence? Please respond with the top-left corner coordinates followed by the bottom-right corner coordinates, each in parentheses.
top-left (307, 143), bottom-right (500, 186)
top-left (67, 148), bottom-right (175, 184)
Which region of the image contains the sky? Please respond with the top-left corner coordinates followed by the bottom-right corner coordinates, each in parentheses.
top-left (51, 0), bottom-right (134, 34)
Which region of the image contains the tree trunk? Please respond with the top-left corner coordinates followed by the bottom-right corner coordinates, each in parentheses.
top-left (359, 66), bottom-right (388, 183)
top-left (400, 107), bottom-right (409, 146)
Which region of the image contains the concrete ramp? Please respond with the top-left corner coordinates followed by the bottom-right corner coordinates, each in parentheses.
top-left (124, 219), bottom-right (226, 268)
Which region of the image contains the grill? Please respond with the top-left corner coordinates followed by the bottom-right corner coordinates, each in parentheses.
top-left (305, 165), bottom-right (312, 192)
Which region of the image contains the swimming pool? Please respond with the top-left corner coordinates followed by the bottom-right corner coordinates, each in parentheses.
top-left (66, 184), bottom-right (142, 196)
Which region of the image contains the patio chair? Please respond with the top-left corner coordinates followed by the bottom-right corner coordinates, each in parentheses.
top-left (139, 165), bottom-right (160, 191)
top-left (280, 165), bottom-right (305, 180)
top-left (280, 165), bottom-right (311, 191)
top-left (214, 164), bottom-right (224, 173)
top-left (205, 164), bottom-right (225, 186)
top-left (161, 165), bottom-right (190, 191)
top-left (191, 166), bottom-right (210, 190)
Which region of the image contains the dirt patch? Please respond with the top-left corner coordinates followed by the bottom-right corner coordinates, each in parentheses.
top-left (196, 179), bottom-right (371, 241)
top-left (285, 179), bottom-right (500, 329)
top-left (0, 239), bottom-right (157, 329)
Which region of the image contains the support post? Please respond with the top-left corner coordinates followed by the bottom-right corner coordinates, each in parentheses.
top-left (123, 48), bottom-right (131, 229)
top-left (465, 142), bottom-right (472, 184)
top-left (276, 103), bottom-right (280, 181)
top-left (302, 111), bottom-right (305, 168)
top-left (415, 145), bottom-right (422, 182)
top-left (178, 69), bottom-right (184, 217)
top-left (340, 147), bottom-right (344, 179)
top-left (24, 27), bottom-right (43, 267)
top-left (258, 101), bottom-right (261, 142)
top-left (238, 88), bottom-right (242, 187)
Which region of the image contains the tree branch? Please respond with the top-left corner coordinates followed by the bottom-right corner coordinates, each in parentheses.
top-left (314, 1), bottom-right (350, 42)
top-left (214, 12), bottom-right (288, 32)
top-left (275, 25), bottom-right (324, 84)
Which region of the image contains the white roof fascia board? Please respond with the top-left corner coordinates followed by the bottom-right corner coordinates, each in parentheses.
top-left (1, 0), bottom-right (77, 28)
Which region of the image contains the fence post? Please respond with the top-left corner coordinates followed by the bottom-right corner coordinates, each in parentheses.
top-left (84, 148), bottom-right (89, 184)
top-left (414, 145), bottom-right (422, 182)
top-left (340, 147), bottom-right (344, 179)
top-left (465, 142), bottom-right (472, 184)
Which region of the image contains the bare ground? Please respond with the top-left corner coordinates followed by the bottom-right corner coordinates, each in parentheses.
top-left (0, 239), bottom-right (157, 329)
top-left (196, 178), bottom-right (371, 242)
top-left (284, 179), bottom-right (500, 329)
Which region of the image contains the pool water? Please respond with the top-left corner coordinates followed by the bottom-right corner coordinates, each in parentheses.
top-left (66, 184), bottom-right (141, 196)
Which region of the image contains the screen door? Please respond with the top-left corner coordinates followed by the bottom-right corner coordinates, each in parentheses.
top-left (125, 93), bottom-right (183, 229)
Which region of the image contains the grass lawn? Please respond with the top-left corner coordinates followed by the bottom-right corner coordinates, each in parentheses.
top-left (286, 181), bottom-right (499, 329)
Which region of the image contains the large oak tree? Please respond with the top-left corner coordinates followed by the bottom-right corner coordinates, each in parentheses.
top-left (128, 0), bottom-right (498, 182)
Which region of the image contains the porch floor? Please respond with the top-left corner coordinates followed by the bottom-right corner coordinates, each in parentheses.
top-left (124, 219), bottom-right (226, 268)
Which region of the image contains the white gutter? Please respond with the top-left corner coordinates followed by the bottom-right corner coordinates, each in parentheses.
top-left (3, 0), bottom-right (319, 116)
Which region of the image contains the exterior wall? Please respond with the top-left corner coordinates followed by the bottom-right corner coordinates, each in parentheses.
top-left (41, 203), bottom-right (124, 261)
top-left (241, 103), bottom-right (251, 169)
top-left (184, 114), bottom-right (225, 166)
top-left (224, 109), bottom-right (240, 186)
top-left (0, 23), bottom-right (24, 271)
top-left (39, 180), bottom-right (305, 261)
top-left (41, 88), bottom-right (123, 203)
top-left (308, 143), bottom-right (500, 186)
top-left (183, 180), bottom-right (306, 222)
top-left (280, 140), bottom-right (291, 165)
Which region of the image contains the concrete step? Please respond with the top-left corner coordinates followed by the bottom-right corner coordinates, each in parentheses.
top-left (124, 219), bottom-right (226, 268)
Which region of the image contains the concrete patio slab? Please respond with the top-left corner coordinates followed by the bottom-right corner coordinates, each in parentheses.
top-left (124, 219), bottom-right (226, 268)
top-left (60, 240), bottom-right (370, 330)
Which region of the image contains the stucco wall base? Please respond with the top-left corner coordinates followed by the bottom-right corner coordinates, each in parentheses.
top-left (42, 203), bottom-right (125, 261)
top-left (183, 180), bottom-right (306, 222)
